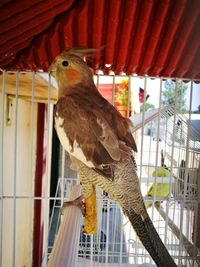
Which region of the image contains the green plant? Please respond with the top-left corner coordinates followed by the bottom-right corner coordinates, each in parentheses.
top-left (140, 102), bottom-right (155, 112)
top-left (162, 80), bottom-right (188, 113)
top-left (115, 79), bottom-right (129, 106)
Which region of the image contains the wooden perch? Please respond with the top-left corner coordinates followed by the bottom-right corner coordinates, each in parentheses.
top-left (0, 73), bottom-right (58, 103)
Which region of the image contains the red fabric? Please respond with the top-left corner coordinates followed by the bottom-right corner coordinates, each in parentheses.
top-left (33, 104), bottom-right (45, 267)
top-left (0, 0), bottom-right (200, 79)
top-left (0, 0), bottom-right (75, 67)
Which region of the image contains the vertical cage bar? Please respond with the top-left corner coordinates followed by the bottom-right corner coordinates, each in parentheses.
top-left (127, 76), bottom-right (131, 117)
top-left (119, 219), bottom-right (123, 267)
top-left (105, 199), bottom-right (110, 267)
top-left (182, 80), bottom-right (193, 266)
top-left (135, 76), bottom-right (147, 265)
top-left (111, 75), bottom-right (116, 106)
top-left (147, 120), bottom-right (153, 180)
top-left (139, 77), bottom-right (147, 181)
top-left (174, 79), bottom-right (185, 266)
top-left (90, 234), bottom-right (94, 265)
top-left (60, 147), bottom-right (66, 207)
top-left (183, 81), bottom-right (193, 202)
top-left (12, 71), bottom-right (19, 267)
top-left (0, 70), bottom-right (6, 267)
top-left (172, 202), bottom-right (176, 258)
top-left (111, 204), bottom-right (117, 264)
top-left (152, 78), bottom-right (163, 223)
top-left (28, 72), bottom-right (35, 267)
top-left (167, 78), bottom-right (178, 234)
top-left (42, 75), bottom-right (53, 266)
top-left (178, 200), bottom-right (184, 266)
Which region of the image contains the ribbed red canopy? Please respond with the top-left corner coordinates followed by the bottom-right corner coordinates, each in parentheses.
top-left (1, 0), bottom-right (200, 79)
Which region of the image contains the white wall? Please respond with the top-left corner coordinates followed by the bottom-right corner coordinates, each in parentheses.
top-left (0, 94), bottom-right (37, 267)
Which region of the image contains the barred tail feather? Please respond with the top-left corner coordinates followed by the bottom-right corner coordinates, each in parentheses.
top-left (126, 209), bottom-right (177, 267)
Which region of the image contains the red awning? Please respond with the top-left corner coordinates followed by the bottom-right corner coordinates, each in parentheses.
top-left (0, 0), bottom-right (200, 79)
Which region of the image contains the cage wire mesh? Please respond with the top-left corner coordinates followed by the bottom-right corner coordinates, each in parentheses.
top-left (0, 70), bottom-right (200, 267)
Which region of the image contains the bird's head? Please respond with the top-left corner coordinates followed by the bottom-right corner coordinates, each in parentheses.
top-left (48, 48), bottom-right (98, 95)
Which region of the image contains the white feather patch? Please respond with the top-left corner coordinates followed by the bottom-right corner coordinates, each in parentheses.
top-left (55, 116), bottom-right (95, 168)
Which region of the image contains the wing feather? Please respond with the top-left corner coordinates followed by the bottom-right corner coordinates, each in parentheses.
top-left (55, 91), bottom-right (136, 178)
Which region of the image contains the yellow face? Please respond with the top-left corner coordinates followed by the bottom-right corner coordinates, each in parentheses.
top-left (48, 51), bottom-right (95, 96)
top-left (48, 54), bottom-right (83, 87)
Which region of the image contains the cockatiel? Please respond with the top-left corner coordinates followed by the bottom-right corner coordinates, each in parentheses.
top-left (48, 48), bottom-right (177, 267)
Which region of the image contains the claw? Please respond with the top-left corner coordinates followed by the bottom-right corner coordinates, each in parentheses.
top-left (61, 195), bottom-right (86, 216)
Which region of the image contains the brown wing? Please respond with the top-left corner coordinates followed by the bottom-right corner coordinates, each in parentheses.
top-left (55, 94), bottom-right (135, 178)
top-left (92, 91), bottom-right (137, 152)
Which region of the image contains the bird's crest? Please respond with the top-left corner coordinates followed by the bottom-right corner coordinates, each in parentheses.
top-left (62, 46), bottom-right (105, 61)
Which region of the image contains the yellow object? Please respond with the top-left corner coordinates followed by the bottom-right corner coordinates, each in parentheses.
top-left (83, 185), bottom-right (97, 234)
top-left (146, 167), bottom-right (170, 209)
top-left (152, 167), bottom-right (170, 178)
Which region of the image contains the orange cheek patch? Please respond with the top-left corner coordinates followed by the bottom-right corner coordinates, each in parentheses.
top-left (65, 68), bottom-right (81, 82)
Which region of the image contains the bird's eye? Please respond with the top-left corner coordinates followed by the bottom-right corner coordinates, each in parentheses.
top-left (62, 60), bottom-right (69, 67)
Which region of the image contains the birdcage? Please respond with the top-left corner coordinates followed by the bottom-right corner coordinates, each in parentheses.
top-left (1, 70), bottom-right (200, 267)
top-left (1, 1), bottom-right (200, 267)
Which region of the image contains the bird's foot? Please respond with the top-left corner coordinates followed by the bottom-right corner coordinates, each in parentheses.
top-left (61, 195), bottom-right (86, 216)
top-left (82, 188), bottom-right (97, 234)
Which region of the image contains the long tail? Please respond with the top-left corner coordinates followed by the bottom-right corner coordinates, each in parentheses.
top-left (73, 157), bottom-right (177, 266)
top-left (126, 208), bottom-right (177, 267)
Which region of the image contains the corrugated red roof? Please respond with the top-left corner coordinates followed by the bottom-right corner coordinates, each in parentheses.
top-left (0, 0), bottom-right (200, 79)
